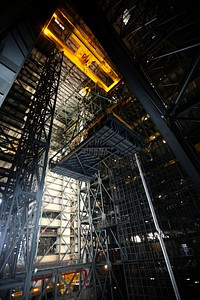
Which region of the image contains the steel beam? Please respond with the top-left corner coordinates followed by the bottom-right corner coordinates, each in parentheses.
top-left (73, 0), bottom-right (200, 192)
top-left (170, 49), bottom-right (200, 115)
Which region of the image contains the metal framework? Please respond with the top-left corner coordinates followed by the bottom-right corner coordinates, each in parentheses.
top-left (77, 172), bottom-right (126, 300)
top-left (0, 1), bottom-right (200, 299)
top-left (37, 169), bottom-right (78, 264)
top-left (50, 113), bottom-right (144, 181)
top-left (73, 0), bottom-right (200, 192)
top-left (108, 137), bottom-right (200, 299)
top-left (0, 49), bottom-right (63, 299)
top-left (0, 0), bottom-right (55, 107)
top-left (43, 8), bottom-right (121, 92)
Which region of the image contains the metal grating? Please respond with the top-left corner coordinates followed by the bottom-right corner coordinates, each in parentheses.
top-left (109, 137), bottom-right (200, 299)
top-left (50, 114), bottom-right (144, 181)
top-left (110, 155), bottom-right (176, 299)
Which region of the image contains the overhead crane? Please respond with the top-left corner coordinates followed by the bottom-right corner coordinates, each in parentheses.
top-left (43, 8), bottom-right (121, 93)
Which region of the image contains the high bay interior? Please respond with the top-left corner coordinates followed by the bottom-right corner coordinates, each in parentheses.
top-left (0, 0), bottom-right (200, 299)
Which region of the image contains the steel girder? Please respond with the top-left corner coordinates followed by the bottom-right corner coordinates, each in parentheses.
top-left (72, 0), bottom-right (200, 193)
top-left (0, 49), bottom-right (63, 299)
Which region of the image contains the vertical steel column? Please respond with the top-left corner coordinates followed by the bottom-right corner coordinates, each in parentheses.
top-left (97, 174), bottom-right (114, 300)
top-left (135, 153), bottom-right (181, 300)
top-left (77, 180), bottom-right (82, 264)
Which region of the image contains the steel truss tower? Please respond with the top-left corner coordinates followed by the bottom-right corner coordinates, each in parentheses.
top-left (78, 171), bottom-right (126, 300)
top-left (0, 49), bottom-right (63, 299)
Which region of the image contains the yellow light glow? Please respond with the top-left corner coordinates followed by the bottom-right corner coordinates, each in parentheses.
top-left (43, 10), bottom-right (121, 92)
top-left (32, 287), bottom-right (39, 292)
top-left (12, 291), bottom-right (23, 298)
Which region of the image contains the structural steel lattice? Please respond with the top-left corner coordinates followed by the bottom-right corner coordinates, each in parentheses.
top-left (109, 137), bottom-right (200, 299)
top-left (50, 113), bottom-right (144, 181)
top-left (0, 1), bottom-right (200, 299)
top-left (77, 172), bottom-right (126, 300)
top-left (37, 170), bottom-right (78, 263)
top-left (73, 0), bottom-right (200, 193)
top-left (0, 49), bottom-right (63, 299)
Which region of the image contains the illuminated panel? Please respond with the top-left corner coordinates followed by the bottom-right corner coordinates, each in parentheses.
top-left (43, 10), bottom-right (121, 92)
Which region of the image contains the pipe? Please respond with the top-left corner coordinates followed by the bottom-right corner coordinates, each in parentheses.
top-left (135, 153), bottom-right (181, 300)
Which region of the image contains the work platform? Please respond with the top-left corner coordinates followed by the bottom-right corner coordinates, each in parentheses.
top-left (50, 114), bottom-right (144, 181)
